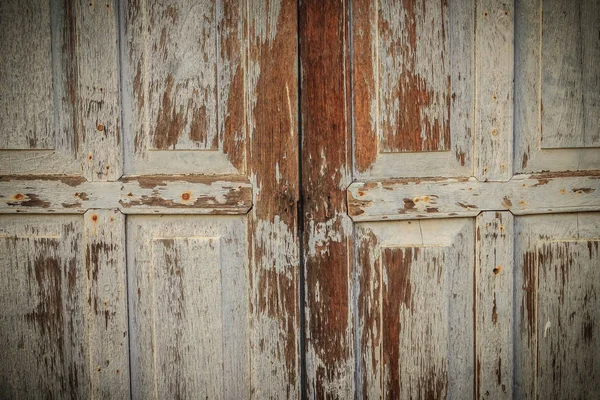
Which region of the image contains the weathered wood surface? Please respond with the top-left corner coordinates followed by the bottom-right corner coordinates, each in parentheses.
top-left (515, 0), bottom-right (600, 173)
top-left (84, 210), bottom-right (130, 398)
top-left (0, 0), bottom-right (80, 175)
top-left (475, 0), bottom-right (513, 181)
top-left (352, 0), bottom-right (474, 179)
top-left (79, 0), bottom-right (122, 181)
top-left (348, 172), bottom-right (600, 221)
top-left (541, 0), bottom-right (600, 148)
top-left (127, 216), bottom-right (249, 399)
top-left (0, 0), bottom-right (54, 150)
top-left (0, 216), bottom-right (89, 398)
top-left (476, 212), bottom-right (514, 398)
top-left (514, 213), bottom-right (600, 398)
top-left (301, 1), bottom-right (354, 397)
top-left (122, 0), bottom-right (246, 175)
top-left (246, 0), bottom-right (300, 397)
top-left (355, 219), bottom-right (475, 398)
top-left (0, 175), bottom-right (252, 214)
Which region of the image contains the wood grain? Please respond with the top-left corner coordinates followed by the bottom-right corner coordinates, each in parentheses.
top-left (246, 0), bottom-right (300, 397)
top-left (301, 1), bottom-right (355, 397)
top-left (476, 211), bottom-right (514, 398)
top-left (79, 0), bottom-right (122, 181)
top-left (0, 0), bottom-right (54, 150)
top-left (475, 0), bottom-right (513, 181)
top-left (514, 213), bottom-right (600, 398)
top-left (83, 210), bottom-right (129, 398)
top-left (541, 0), bottom-right (600, 148)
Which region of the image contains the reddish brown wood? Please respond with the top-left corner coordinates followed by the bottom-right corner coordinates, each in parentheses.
top-left (246, 0), bottom-right (300, 397)
top-left (300, 1), bottom-right (354, 397)
top-left (353, 0), bottom-right (378, 173)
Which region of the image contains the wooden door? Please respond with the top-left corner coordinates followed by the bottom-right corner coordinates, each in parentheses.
top-left (0, 0), bottom-right (300, 398)
top-left (301, 0), bottom-right (600, 398)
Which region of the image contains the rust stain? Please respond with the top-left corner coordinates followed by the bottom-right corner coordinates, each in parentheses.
top-left (180, 192), bottom-right (191, 201)
top-left (532, 179), bottom-right (549, 187)
top-left (501, 196), bottom-right (512, 208)
top-left (13, 193), bottom-right (24, 200)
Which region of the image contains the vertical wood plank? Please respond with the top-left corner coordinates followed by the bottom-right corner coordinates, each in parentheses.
top-left (78, 0), bottom-right (122, 181)
top-left (475, 0), bottom-right (513, 181)
top-left (300, 1), bottom-right (355, 397)
top-left (514, 0), bottom-right (540, 172)
top-left (83, 210), bottom-right (129, 398)
top-left (476, 211), bottom-right (514, 398)
top-left (246, 0), bottom-right (300, 397)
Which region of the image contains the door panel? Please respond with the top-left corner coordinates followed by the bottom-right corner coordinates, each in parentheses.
top-left (353, 0), bottom-right (474, 179)
top-left (128, 216), bottom-right (249, 399)
top-left (122, 0), bottom-right (246, 175)
top-left (514, 213), bottom-right (600, 399)
top-left (302, 0), bottom-right (600, 398)
top-left (0, 216), bottom-right (88, 398)
top-left (356, 219), bottom-right (475, 398)
top-left (515, 0), bottom-right (600, 172)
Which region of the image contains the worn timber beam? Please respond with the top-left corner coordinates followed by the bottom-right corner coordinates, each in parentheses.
top-left (348, 172), bottom-right (600, 221)
top-left (0, 175), bottom-right (252, 214)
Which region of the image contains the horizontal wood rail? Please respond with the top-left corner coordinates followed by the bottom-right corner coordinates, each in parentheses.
top-left (0, 175), bottom-right (252, 215)
top-left (348, 171), bottom-right (600, 221)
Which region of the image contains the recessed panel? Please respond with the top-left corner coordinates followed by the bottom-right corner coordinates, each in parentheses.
top-left (354, 218), bottom-right (474, 398)
top-left (128, 215), bottom-right (249, 399)
top-left (515, 0), bottom-right (600, 172)
top-left (541, 0), bottom-right (599, 148)
top-left (123, 0), bottom-right (246, 175)
top-left (0, 216), bottom-right (88, 398)
top-left (0, 0), bottom-right (54, 150)
top-left (515, 213), bottom-right (600, 398)
top-left (353, 0), bottom-right (474, 178)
